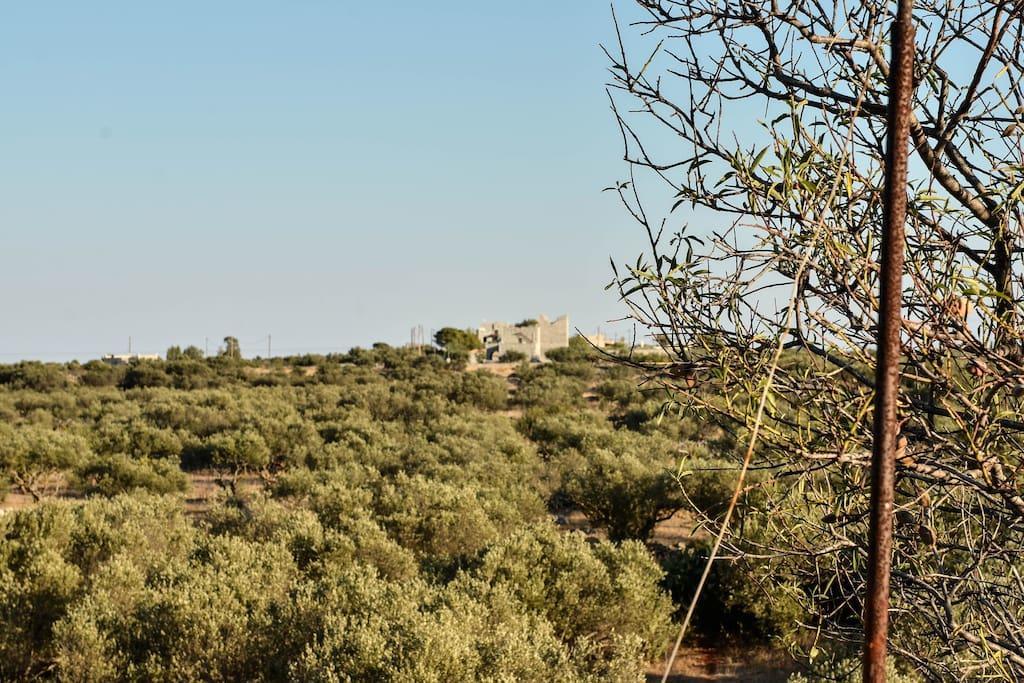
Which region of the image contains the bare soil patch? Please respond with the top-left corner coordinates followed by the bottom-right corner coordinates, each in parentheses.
top-left (646, 646), bottom-right (796, 682)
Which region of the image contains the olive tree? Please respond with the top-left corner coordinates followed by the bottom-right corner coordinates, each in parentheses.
top-left (0, 424), bottom-right (89, 500)
top-left (608, 0), bottom-right (1024, 678)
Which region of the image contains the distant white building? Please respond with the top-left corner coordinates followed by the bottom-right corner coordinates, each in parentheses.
top-left (582, 332), bottom-right (620, 349)
top-left (477, 315), bottom-right (569, 361)
top-left (583, 332), bottom-right (670, 357)
top-left (100, 353), bottom-right (160, 366)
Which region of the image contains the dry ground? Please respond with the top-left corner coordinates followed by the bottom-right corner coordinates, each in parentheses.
top-left (647, 646), bottom-right (796, 682)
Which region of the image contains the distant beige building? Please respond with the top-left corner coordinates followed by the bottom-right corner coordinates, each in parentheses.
top-left (583, 332), bottom-right (621, 349)
top-left (478, 315), bottom-right (569, 361)
top-left (101, 353), bottom-right (160, 366)
top-left (583, 332), bottom-right (670, 357)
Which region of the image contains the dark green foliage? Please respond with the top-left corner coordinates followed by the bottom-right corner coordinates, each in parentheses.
top-left (660, 540), bottom-right (800, 643)
top-left (221, 336), bottom-right (242, 360)
top-left (561, 447), bottom-right (682, 542)
top-left (119, 361), bottom-right (170, 389)
top-left (182, 345), bottom-right (205, 360)
top-left (91, 419), bottom-right (183, 459)
top-left (165, 359), bottom-right (216, 389)
top-left (548, 360), bottom-right (596, 382)
top-left (78, 360), bottom-right (125, 387)
top-left (200, 429), bottom-right (272, 473)
top-left (499, 349), bottom-right (528, 363)
top-left (433, 327), bottom-right (482, 354)
top-left (446, 370), bottom-right (508, 410)
top-left (526, 414), bottom-right (685, 541)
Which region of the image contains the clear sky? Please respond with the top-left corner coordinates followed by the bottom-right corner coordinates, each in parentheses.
top-left (0, 2), bottom-right (661, 361)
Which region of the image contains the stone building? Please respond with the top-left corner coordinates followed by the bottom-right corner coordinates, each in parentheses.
top-left (477, 315), bottom-right (569, 361)
top-left (100, 353), bottom-right (160, 366)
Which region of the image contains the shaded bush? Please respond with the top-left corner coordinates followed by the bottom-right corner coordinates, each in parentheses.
top-left (120, 362), bottom-right (170, 389)
top-left (660, 540), bottom-right (800, 643)
top-left (78, 361), bottom-right (125, 388)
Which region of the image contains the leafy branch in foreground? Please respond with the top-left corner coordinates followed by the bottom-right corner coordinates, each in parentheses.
top-left (609, 1), bottom-right (1024, 679)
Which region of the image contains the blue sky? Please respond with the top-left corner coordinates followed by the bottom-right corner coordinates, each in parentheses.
top-left (0, 2), bottom-right (665, 361)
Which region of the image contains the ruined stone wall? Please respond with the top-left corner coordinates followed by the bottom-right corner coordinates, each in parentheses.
top-left (477, 314), bottom-right (569, 361)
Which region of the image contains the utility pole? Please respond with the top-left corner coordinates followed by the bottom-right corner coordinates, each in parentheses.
top-left (205, 337), bottom-right (209, 357)
top-left (864, 2), bottom-right (914, 681)
top-left (267, 334), bottom-right (271, 359)
top-left (128, 336), bottom-right (132, 354)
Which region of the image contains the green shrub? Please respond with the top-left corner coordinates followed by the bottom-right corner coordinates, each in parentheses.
top-left (272, 468), bottom-right (420, 580)
top-left (78, 361), bottom-right (125, 387)
top-left (594, 378), bottom-right (642, 406)
top-left (0, 345), bottom-right (772, 681)
top-left (53, 534), bottom-right (300, 681)
top-left (288, 567), bottom-right (585, 683)
top-left (120, 362), bottom-right (170, 389)
top-left (165, 359), bottom-right (216, 389)
top-left (74, 454), bottom-right (188, 497)
top-left (549, 360), bottom-right (596, 382)
top-left (560, 446), bottom-right (683, 541)
top-left (545, 336), bottom-right (595, 363)
top-left (0, 495), bottom-right (193, 679)
top-left (448, 370), bottom-right (508, 410)
top-left (660, 540), bottom-right (800, 642)
top-left (195, 429), bottom-right (272, 473)
top-left (0, 423), bottom-right (90, 500)
top-left (0, 362), bottom-right (70, 391)
top-left (514, 373), bottom-right (586, 413)
top-left (91, 419), bottom-right (183, 459)
top-left (376, 474), bottom-right (502, 566)
top-left (470, 522), bottom-right (675, 664)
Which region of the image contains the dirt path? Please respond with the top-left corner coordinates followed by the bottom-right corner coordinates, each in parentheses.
top-left (646, 646), bottom-right (795, 682)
